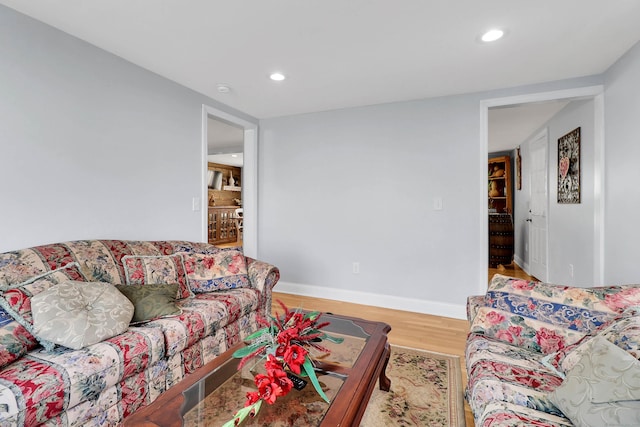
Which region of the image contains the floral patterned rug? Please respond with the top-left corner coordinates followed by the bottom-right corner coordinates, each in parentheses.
top-left (359, 345), bottom-right (465, 427)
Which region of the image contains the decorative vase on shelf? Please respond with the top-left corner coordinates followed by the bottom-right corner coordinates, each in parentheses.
top-left (228, 172), bottom-right (235, 187)
top-left (489, 180), bottom-right (500, 197)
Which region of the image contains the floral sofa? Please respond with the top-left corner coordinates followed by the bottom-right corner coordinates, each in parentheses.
top-left (466, 274), bottom-right (640, 427)
top-left (0, 239), bottom-right (279, 426)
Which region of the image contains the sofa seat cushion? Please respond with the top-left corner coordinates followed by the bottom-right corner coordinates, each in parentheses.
top-left (477, 402), bottom-right (573, 427)
top-left (147, 288), bottom-right (260, 357)
top-left (0, 327), bottom-right (165, 426)
top-left (466, 334), bottom-right (565, 421)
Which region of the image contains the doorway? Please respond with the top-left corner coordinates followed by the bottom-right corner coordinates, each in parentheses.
top-left (479, 86), bottom-right (605, 294)
top-left (202, 105), bottom-right (258, 258)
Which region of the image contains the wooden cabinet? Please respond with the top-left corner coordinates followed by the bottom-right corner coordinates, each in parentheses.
top-left (489, 213), bottom-right (514, 267)
top-left (208, 207), bottom-right (239, 245)
top-left (207, 162), bottom-right (242, 245)
top-left (488, 155), bottom-right (512, 214)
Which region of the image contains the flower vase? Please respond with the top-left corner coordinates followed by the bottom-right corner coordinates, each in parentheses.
top-left (228, 172), bottom-right (235, 187)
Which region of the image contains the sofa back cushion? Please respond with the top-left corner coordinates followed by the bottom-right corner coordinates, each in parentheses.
top-left (121, 254), bottom-right (193, 299)
top-left (470, 275), bottom-right (640, 354)
top-left (181, 250), bottom-right (250, 293)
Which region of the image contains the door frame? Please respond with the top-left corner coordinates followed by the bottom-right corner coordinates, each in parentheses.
top-left (479, 85), bottom-right (605, 294)
top-left (202, 105), bottom-right (259, 258)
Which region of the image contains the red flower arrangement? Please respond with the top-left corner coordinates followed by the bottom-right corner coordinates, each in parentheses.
top-left (223, 301), bottom-right (343, 426)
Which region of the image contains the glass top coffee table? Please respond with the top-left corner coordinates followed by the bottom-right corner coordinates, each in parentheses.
top-left (125, 313), bottom-right (391, 426)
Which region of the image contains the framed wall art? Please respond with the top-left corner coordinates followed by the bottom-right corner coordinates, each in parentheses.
top-left (515, 146), bottom-right (522, 190)
top-left (557, 127), bottom-right (580, 203)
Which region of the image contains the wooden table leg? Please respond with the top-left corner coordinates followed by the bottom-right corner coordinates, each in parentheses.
top-left (379, 341), bottom-right (391, 391)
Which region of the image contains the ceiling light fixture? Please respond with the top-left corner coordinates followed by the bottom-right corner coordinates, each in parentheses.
top-left (217, 84), bottom-right (231, 93)
top-left (481, 29), bottom-right (504, 42)
top-left (269, 72), bottom-right (286, 81)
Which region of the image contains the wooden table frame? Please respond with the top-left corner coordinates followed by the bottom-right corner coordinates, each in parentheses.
top-left (125, 314), bottom-right (391, 426)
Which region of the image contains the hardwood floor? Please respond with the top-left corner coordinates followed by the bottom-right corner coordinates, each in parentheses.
top-left (488, 260), bottom-right (537, 283)
top-left (271, 263), bottom-right (533, 427)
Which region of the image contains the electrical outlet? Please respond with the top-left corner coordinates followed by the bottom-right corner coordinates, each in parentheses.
top-left (352, 262), bottom-right (360, 274)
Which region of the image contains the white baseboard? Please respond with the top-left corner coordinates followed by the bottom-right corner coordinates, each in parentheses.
top-left (513, 255), bottom-right (530, 275)
top-left (273, 281), bottom-right (467, 320)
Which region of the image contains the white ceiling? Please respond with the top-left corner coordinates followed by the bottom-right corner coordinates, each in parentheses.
top-left (488, 100), bottom-right (570, 153)
top-left (4, 1), bottom-right (640, 152)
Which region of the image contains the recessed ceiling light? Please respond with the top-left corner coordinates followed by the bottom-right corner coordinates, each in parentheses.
top-left (269, 72), bottom-right (286, 81)
top-left (231, 154), bottom-right (238, 158)
top-left (217, 84), bottom-right (231, 93)
top-left (481, 29), bottom-right (504, 42)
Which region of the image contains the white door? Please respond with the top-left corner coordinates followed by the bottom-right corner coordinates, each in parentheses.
top-left (528, 132), bottom-right (548, 281)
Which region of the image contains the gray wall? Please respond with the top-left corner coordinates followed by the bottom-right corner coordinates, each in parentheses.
top-left (604, 40), bottom-right (640, 284)
top-left (0, 6), bottom-right (256, 252)
top-left (259, 77), bottom-right (603, 319)
top-left (513, 100), bottom-right (595, 286)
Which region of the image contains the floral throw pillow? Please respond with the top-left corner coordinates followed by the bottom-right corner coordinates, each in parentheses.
top-left (181, 250), bottom-right (250, 293)
top-left (121, 254), bottom-right (193, 299)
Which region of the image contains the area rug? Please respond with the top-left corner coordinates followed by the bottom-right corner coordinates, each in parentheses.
top-left (359, 345), bottom-right (465, 427)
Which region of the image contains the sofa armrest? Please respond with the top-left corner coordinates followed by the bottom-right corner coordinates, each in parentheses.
top-left (246, 258), bottom-right (280, 294)
top-left (467, 295), bottom-right (485, 324)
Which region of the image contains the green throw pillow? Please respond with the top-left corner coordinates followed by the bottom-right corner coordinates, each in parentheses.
top-left (115, 284), bottom-right (181, 323)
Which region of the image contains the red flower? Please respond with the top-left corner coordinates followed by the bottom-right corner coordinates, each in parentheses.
top-left (264, 354), bottom-right (283, 373)
top-left (271, 368), bottom-right (293, 395)
top-left (254, 374), bottom-right (280, 404)
top-left (283, 345), bottom-right (307, 374)
top-left (227, 254), bottom-right (244, 273)
top-left (512, 280), bottom-right (535, 291)
top-left (494, 329), bottom-right (515, 343)
top-left (508, 325), bottom-right (523, 337)
top-left (536, 327), bottom-right (565, 354)
top-left (245, 391), bottom-right (260, 406)
top-left (276, 328), bottom-right (300, 347)
top-left (485, 310), bottom-right (505, 325)
top-left (203, 256), bottom-right (215, 269)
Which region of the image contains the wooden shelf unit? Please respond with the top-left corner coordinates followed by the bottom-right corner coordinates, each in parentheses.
top-left (488, 155), bottom-right (512, 214)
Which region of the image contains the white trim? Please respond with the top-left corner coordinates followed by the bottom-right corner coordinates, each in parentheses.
top-left (480, 85), bottom-right (605, 288)
top-left (201, 105), bottom-right (259, 258)
top-left (513, 255), bottom-right (529, 275)
top-left (275, 281), bottom-right (468, 320)
top-left (593, 93), bottom-right (605, 285)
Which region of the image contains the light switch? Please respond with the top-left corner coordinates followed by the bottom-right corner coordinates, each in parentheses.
top-left (192, 197), bottom-right (201, 212)
top-left (433, 197), bottom-right (443, 210)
